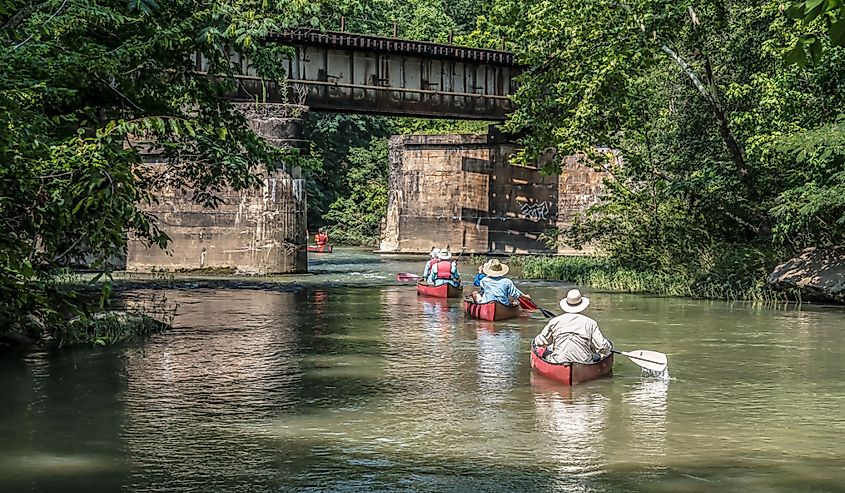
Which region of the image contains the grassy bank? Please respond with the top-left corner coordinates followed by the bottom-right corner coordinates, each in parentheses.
top-left (516, 255), bottom-right (790, 302)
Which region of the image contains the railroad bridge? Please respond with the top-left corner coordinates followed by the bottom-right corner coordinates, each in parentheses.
top-left (130, 31), bottom-right (577, 275)
top-left (198, 29), bottom-right (521, 120)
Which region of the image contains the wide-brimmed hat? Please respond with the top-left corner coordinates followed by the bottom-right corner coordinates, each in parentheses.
top-left (559, 288), bottom-right (590, 313)
top-left (436, 249), bottom-right (452, 260)
top-left (482, 259), bottom-right (509, 277)
top-left (429, 247), bottom-right (441, 258)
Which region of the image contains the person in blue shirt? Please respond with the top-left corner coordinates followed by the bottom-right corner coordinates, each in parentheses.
top-left (471, 259), bottom-right (527, 305)
top-left (473, 261), bottom-right (488, 287)
top-left (427, 249), bottom-right (461, 287)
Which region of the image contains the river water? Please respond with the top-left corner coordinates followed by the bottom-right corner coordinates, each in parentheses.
top-left (1, 248), bottom-right (844, 492)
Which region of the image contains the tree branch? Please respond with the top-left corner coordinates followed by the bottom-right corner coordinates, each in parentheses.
top-left (661, 43), bottom-right (753, 188)
top-left (660, 44), bottom-right (711, 103)
top-left (12, 0), bottom-right (69, 51)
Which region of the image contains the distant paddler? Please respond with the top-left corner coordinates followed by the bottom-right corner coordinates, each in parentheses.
top-left (314, 228), bottom-right (329, 247)
top-left (473, 260), bottom-right (489, 286)
top-left (422, 247), bottom-right (440, 280)
top-left (426, 248), bottom-right (461, 287)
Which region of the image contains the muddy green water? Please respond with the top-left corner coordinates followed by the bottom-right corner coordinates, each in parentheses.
top-left (1, 249), bottom-right (844, 492)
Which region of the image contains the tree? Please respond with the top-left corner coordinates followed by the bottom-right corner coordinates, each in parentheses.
top-left (785, 0), bottom-right (845, 65)
top-left (0, 0), bottom-right (310, 336)
top-left (486, 0), bottom-right (845, 272)
top-left (322, 138), bottom-right (390, 246)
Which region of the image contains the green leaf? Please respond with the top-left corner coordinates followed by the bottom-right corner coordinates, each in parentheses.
top-left (831, 20), bottom-right (845, 47)
top-left (804, 0), bottom-right (827, 22)
top-left (183, 120), bottom-right (196, 137)
top-left (785, 44), bottom-right (808, 66)
top-left (808, 38), bottom-right (823, 63)
top-left (785, 3), bottom-right (807, 20)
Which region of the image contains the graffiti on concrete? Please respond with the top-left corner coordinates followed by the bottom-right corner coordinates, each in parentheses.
top-left (520, 201), bottom-right (550, 221)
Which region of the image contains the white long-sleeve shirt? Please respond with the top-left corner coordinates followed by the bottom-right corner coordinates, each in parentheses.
top-left (534, 313), bottom-right (611, 364)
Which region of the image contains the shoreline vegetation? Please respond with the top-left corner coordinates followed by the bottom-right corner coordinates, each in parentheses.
top-left (470, 253), bottom-right (796, 303)
top-left (1, 309), bottom-right (171, 351)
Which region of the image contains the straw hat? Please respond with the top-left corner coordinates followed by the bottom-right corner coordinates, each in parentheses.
top-left (429, 247), bottom-right (441, 258)
top-left (482, 259), bottom-right (509, 277)
top-left (559, 288), bottom-right (590, 313)
top-left (436, 248), bottom-right (452, 260)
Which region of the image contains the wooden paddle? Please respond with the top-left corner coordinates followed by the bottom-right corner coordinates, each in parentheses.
top-left (532, 304), bottom-right (669, 372)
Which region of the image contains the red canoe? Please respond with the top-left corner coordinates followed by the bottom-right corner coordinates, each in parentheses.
top-left (307, 245), bottom-right (333, 253)
top-left (529, 344), bottom-right (614, 386)
top-left (463, 299), bottom-right (521, 321)
top-left (416, 282), bottom-right (462, 298)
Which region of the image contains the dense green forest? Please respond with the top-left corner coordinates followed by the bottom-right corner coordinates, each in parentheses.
top-left (493, 0), bottom-right (845, 298)
top-left (1, 0), bottom-right (843, 340)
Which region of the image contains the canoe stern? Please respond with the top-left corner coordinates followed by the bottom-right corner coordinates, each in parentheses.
top-left (530, 345), bottom-right (613, 386)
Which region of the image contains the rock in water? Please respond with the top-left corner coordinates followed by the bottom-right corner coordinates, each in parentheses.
top-left (767, 247), bottom-right (845, 303)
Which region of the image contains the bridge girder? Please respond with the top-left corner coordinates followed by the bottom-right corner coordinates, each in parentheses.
top-left (197, 30), bottom-right (521, 120)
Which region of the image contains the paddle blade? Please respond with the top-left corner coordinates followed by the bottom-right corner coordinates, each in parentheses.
top-left (518, 296), bottom-right (538, 310)
top-left (397, 272), bottom-right (423, 282)
top-left (538, 307), bottom-right (557, 319)
top-left (620, 350), bottom-right (668, 372)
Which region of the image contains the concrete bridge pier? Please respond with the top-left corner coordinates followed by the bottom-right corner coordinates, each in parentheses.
top-left (126, 104), bottom-right (309, 274)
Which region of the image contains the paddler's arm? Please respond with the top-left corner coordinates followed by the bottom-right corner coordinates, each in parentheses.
top-left (534, 320), bottom-right (555, 347)
top-left (590, 322), bottom-right (612, 355)
top-left (507, 279), bottom-right (524, 303)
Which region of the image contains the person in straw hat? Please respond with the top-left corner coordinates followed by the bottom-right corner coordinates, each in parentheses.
top-left (533, 289), bottom-right (612, 364)
top-left (470, 259), bottom-right (527, 305)
top-left (426, 247), bottom-right (461, 287)
top-left (422, 247), bottom-right (440, 279)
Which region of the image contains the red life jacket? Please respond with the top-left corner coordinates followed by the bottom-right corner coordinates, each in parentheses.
top-left (435, 260), bottom-right (453, 280)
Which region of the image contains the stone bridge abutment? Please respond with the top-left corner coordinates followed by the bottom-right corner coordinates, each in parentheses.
top-left (379, 133), bottom-right (607, 255)
top-left (126, 104), bottom-right (309, 274)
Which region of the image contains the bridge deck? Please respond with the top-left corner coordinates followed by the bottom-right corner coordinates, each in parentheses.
top-left (201, 30), bottom-right (520, 120)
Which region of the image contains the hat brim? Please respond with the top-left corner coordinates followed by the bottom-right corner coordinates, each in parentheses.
top-left (482, 264), bottom-right (509, 277)
top-left (560, 297), bottom-right (590, 313)
top-left (437, 253), bottom-right (452, 260)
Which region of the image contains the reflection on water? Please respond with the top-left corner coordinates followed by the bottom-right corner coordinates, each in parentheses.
top-left (475, 327), bottom-right (521, 404)
top-left (531, 378), bottom-right (609, 478)
top-left (622, 378), bottom-right (668, 460)
top-left (1, 254), bottom-right (845, 492)
top-left (121, 290), bottom-right (306, 491)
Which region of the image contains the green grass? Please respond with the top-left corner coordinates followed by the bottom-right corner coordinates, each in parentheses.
top-left (519, 255), bottom-right (790, 302)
